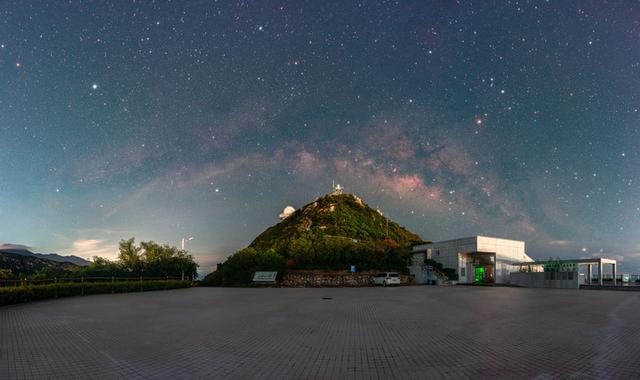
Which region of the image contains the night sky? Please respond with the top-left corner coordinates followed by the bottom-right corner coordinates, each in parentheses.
top-left (1, 1), bottom-right (639, 275)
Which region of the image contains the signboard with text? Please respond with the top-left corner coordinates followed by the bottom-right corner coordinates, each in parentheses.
top-left (253, 271), bottom-right (278, 283)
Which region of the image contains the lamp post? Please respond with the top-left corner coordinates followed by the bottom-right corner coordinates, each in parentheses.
top-left (181, 236), bottom-right (194, 250)
top-left (180, 236), bottom-right (193, 281)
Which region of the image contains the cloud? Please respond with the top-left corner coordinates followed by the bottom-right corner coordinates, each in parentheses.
top-left (549, 240), bottom-right (573, 246)
top-left (292, 149), bottom-right (326, 177)
top-left (0, 243), bottom-right (32, 251)
top-left (72, 144), bottom-right (164, 184)
top-left (68, 239), bottom-right (119, 260)
top-left (333, 157), bottom-right (445, 205)
top-left (94, 111), bottom-right (546, 245)
top-left (106, 179), bottom-right (160, 218)
top-left (363, 123), bottom-right (417, 162)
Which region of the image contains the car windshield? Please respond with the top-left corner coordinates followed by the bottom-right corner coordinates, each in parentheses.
top-left (389, 273), bottom-right (399, 277)
top-left (376, 273), bottom-right (386, 277)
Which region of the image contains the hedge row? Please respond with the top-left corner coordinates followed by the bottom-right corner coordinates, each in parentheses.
top-left (0, 280), bottom-right (192, 306)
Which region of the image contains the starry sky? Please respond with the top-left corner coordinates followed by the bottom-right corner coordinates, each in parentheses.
top-left (1, 1), bottom-right (639, 276)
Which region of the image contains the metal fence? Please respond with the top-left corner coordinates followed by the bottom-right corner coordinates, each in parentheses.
top-left (0, 276), bottom-right (188, 288)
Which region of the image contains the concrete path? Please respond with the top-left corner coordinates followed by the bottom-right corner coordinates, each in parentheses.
top-left (2, 286), bottom-right (640, 379)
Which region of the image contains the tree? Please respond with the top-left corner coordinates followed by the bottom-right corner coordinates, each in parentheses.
top-left (70, 238), bottom-right (198, 279)
top-left (201, 248), bottom-right (285, 286)
top-left (118, 238), bottom-right (143, 274)
top-left (0, 269), bottom-right (14, 280)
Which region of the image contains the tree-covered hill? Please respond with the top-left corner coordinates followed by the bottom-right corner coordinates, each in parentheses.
top-left (250, 193), bottom-right (425, 253)
top-left (0, 251), bottom-right (78, 279)
top-left (203, 192), bottom-right (429, 286)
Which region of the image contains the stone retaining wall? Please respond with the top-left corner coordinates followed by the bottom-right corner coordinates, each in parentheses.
top-left (281, 270), bottom-right (414, 287)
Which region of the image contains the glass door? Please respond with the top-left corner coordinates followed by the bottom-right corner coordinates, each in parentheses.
top-left (474, 267), bottom-right (485, 284)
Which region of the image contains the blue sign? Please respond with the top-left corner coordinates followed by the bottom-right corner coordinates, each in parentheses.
top-left (350, 265), bottom-right (356, 273)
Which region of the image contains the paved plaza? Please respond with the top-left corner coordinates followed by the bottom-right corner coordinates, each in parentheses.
top-left (1, 286), bottom-right (640, 379)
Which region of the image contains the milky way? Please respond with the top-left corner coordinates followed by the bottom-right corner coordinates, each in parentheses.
top-left (1, 1), bottom-right (639, 275)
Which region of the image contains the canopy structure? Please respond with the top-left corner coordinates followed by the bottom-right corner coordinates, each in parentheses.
top-left (515, 258), bottom-right (617, 286)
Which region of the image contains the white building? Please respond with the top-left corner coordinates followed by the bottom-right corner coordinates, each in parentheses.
top-left (412, 236), bottom-right (535, 284)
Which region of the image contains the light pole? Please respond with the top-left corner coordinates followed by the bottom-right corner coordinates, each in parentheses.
top-left (181, 236), bottom-right (194, 250)
top-left (180, 236), bottom-right (194, 281)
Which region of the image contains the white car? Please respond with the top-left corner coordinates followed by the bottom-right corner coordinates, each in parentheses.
top-left (371, 272), bottom-right (401, 286)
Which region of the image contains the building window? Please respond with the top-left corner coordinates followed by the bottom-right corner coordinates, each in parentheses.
top-left (461, 268), bottom-right (466, 277)
top-left (435, 249), bottom-right (440, 257)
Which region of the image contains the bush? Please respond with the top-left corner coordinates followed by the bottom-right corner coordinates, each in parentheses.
top-left (201, 248), bottom-right (285, 286)
top-left (0, 280), bottom-right (192, 306)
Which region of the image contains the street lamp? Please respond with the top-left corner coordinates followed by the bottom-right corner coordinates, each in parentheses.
top-left (181, 236), bottom-right (194, 250)
top-left (180, 236), bottom-right (194, 281)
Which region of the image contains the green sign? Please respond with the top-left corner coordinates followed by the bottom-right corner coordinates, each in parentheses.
top-left (474, 267), bottom-right (484, 284)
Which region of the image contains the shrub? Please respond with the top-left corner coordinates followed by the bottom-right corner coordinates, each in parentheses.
top-left (0, 280), bottom-right (192, 306)
top-left (200, 248), bottom-right (286, 286)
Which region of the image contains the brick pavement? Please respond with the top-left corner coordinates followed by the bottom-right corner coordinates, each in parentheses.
top-left (1, 286), bottom-right (640, 379)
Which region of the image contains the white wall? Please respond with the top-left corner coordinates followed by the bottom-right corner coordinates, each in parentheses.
top-left (478, 236), bottom-right (533, 284)
top-left (414, 236), bottom-right (534, 284)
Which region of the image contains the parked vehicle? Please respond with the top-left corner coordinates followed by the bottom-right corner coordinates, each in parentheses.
top-left (371, 272), bottom-right (401, 286)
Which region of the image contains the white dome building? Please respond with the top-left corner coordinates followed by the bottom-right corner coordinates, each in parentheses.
top-left (278, 206), bottom-right (296, 220)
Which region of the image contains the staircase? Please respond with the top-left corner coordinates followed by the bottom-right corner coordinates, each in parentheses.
top-left (407, 263), bottom-right (452, 285)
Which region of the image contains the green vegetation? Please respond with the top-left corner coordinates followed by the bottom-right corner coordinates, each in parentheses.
top-left (0, 251), bottom-right (78, 279)
top-left (0, 269), bottom-right (13, 280)
top-left (0, 280), bottom-right (192, 306)
top-left (250, 193), bottom-right (424, 253)
top-left (201, 248), bottom-right (285, 286)
top-left (1, 238), bottom-right (199, 280)
top-left (203, 193), bottom-right (428, 286)
top-left (73, 238), bottom-right (199, 279)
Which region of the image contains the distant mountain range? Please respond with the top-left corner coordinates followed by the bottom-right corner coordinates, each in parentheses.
top-left (0, 250), bottom-right (81, 278)
top-left (0, 244), bottom-right (91, 267)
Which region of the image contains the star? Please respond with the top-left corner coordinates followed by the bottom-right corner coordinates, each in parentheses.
top-left (92, 83), bottom-right (98, 90)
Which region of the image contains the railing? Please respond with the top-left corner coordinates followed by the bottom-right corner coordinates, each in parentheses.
top-left (0, 276), bottom-right (187, 288)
